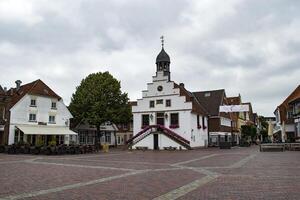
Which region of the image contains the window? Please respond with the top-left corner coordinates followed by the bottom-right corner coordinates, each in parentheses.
top-left (170, 113), bottom-right (179, 128)
top-left (123, 123), bottom-right (128, 130)
top-left (150, 101), bottom-right (155, 108)
top-left (79, 131), bottom-right (86, 144)
top-left (87, 132), bottom-right (94, 144)
top-left (30, 99), bottom-right (36, 107)
top-left (287, 110), bottom-right (293, 119)
top-left (51, 102), bottom-right (57, 109)
top-left (197, 115), bottom-right (201, 128)
top-left (105, 133), bottom-right (111, 143)
top-left (142, 114), bottom-right (150, 128)
top-left (49, 115), bottom-right (56, 123)
top-left (29, 114), bottom-right (36, 122)
top-left (204, 92), bottom-right (211, 97)
top-left (156, 99), bottom-right (163, 104)
top-left (166, 99), bottom-right (171, 107)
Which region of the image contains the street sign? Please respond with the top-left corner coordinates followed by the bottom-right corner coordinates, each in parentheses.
top-left (219, 105), bottom-right (249, 113)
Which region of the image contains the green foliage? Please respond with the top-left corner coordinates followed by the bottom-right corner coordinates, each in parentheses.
top-left (258, 116), bottom-right (268, 130)
top-left (49, 140), bottom-right (56, 146)
top-left (241, 125), bottom-right (257, 140)
top-left (69, 71), bottom-right (131, 127)
top-left (36, 136), bottom-right (44, 147)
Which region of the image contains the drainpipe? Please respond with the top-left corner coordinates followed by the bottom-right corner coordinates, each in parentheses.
top-left (207, 115), bottom-right (210, 147)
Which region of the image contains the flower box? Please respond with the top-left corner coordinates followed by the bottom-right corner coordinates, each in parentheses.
top-left (169, 124), bottom-right (179, 129)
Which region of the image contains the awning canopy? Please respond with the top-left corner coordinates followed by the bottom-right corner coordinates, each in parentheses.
top-left (16, 125), bottom-right (77, 135)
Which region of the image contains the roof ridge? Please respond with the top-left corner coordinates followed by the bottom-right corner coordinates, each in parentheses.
top-left (193, 89), bottom-right (225, 93)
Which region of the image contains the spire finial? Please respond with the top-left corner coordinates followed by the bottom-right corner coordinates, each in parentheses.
top-left (160, 35), bottom-right (164, 48)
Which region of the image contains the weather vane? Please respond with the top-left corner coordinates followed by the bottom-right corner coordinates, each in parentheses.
top-left (160, 35), bottom-right (164, 48)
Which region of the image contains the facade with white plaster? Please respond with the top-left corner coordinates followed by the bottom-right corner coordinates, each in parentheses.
top-left (130, 46), bottom-right (208, 150)
top-left (6, 80), bottom-right (76, 145)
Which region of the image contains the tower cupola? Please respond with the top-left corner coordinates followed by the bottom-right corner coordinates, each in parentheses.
top-left (155, 36), bottom-right (171, 81)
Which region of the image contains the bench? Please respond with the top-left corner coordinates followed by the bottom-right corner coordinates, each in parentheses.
top-left (163, 146), bottom-right (177, 150)
top-left (289, 143), bottom-right (300, 151)
top-left (135, 146), bottom-right (148, 151)
top-left (260, 144), bottom-right (285, 152)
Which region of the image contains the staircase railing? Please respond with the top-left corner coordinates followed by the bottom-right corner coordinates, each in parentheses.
top-left (127, 125), bottom-right (191, 149)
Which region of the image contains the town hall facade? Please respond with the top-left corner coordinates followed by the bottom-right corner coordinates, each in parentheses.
top-left (128, 43), bottom-right (209, 150)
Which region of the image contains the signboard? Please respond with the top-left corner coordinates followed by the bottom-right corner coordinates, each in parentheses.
top-left (0, 125), bottom-right (4, 131)
top-left (219, 105), bottom-right (249, 113)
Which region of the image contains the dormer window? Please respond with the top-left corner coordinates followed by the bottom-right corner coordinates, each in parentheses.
top-left (204, 92), bottom-right (211, 97)
top-left (51, 102), bottom-right (57, 109)
top-left (30, 99), bottom-right (36, 107)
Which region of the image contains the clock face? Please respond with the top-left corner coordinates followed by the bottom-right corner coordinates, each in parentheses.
top-left (157, 86), bottom-right (163, 92)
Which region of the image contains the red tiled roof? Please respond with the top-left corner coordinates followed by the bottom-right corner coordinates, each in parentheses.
top-left (129, 101), bottom-right (137, 106)
top-left (7, 79), bottom-right (61, 109)
top-left (275, 85), bottom-right (300, 123)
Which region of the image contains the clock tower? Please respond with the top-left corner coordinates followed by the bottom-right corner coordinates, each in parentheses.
top-left (155, 36), bottom-right (171, 81)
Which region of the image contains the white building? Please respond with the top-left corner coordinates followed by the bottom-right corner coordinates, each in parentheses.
top-left (5, 80), bottom-right (76, 145)
top-left (74, 120), bottom-right (118, 146)
top-left (129, 45), bottom-right (209, 150)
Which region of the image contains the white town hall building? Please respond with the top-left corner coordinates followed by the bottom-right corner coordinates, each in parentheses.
top-left (128, 42), bottom-right (209, 150)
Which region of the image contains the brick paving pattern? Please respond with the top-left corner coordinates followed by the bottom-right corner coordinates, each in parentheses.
top-left (0, 146), bottom-right (299, 200)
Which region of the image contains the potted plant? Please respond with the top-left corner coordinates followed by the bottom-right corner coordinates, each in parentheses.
top-left (49, 140), bottom-right (57, 155)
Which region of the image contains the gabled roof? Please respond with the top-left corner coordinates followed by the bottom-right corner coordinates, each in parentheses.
top-left (275, 85), bottom-right (300, 123)
top-left (226, 95), bottom-right (241, 105)
top-left (173, 83), bottom-right (208, 115)
top-left (8, 79), bottom-right (61, 109)
top-left (243, 102), bottom-right (254, 122)
top-left (192, 89), bottom-right (225, 116)
top-left (277, 85), bottom-right (300, 109)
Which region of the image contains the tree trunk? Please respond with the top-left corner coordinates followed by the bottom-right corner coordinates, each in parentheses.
top-left (95, 125), bottom-right (101, 151)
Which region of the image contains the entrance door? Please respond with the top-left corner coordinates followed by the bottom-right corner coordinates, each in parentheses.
top-left (153, 134), bottom-right (159, 150)
top-left (156, 112), bottom-right (165, 126)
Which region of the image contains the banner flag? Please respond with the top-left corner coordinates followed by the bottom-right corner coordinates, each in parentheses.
top-left (219, 105), bottom-right (249, 113)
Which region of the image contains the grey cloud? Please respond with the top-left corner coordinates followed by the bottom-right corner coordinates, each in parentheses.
top-left (0, 0), bottom-right (300, 116)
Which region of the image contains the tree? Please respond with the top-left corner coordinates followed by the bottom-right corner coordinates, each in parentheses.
top-left (258, 116), bottom-right (268, 142)
top-left (69, 72), bottom-right (131, 149)
top-left (241, 125), bottom-right (257, 142)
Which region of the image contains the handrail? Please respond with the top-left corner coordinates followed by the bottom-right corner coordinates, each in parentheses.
top-left (126, 125), bottom-right (153, 144)
top-left (127, 124), bottom-right (190, 146)
top-left (156, 125), bottom-right (190, 144)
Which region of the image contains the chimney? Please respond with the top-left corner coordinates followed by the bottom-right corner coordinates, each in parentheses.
top-left (179, 83), bottom-right (185, 88)
top-left (15, 80), bottom-right (22, 91)
top-left (3, 87), bottom-right (7, 92)
top-left (10, 88), bottom-right (14, 95)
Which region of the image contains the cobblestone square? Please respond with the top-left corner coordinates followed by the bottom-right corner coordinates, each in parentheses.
top-left (0, 146), bottom-right (299, 200)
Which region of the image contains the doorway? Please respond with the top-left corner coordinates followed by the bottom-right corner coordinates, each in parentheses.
top-left (153, 134), bottom-right (159, 150)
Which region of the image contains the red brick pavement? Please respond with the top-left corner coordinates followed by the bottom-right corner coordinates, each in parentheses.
top-left (0, 146), bottom-right (299, 200)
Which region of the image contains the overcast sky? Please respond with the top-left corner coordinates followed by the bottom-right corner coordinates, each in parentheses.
top-left (0, 0), bottom-right (299, 116)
